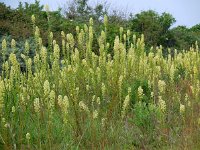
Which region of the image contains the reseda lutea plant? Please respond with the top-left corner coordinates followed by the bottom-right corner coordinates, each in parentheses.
top-left (0, 14), bottom-right (200, 149)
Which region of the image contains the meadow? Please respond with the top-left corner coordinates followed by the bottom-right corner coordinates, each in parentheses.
top-left (0, 15), bottom-right (200, 149)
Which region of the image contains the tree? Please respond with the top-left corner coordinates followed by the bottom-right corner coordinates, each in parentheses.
top-left (130, 10), bottom-right (176, 48)
top-left (63, 0), bottom-right (92, 22)
top-left (171, 25), bottom-right (200, 50)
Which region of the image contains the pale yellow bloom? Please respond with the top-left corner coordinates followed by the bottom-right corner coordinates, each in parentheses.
top-left (26, 133), bottom-right (31, 140)
top-left (122, 94), bottom-right (130, 118)
top-left (93, 110), bottom-right (98, 119)
top-left (12, 106), bottom-right (15, 113)
top-left (138, 86), bottom-right (144, 99)
top-left (79, 101), bottom-right (89, 113)
top-left (34, 98), bottom-right (40, 113)
top-left (158, 80), bottom-right (166, 93)
top-left (158, 96), bottom-right (166, 112)
top-left (44, 80), bottom-right (50, 95)
top-left (180, 104), bottom-right (185, 114)
top-left (31, 15), bottom-right (35, 23)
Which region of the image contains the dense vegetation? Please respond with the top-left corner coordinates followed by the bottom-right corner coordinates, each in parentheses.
top-left (1, 0), bottom-right (200, 49)
top-left (1, 0), bottom-right (200, 149)
top-left (1, 0), bottom-right (200, 73)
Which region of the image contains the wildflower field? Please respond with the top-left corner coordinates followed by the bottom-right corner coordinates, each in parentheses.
top-left (0, 15), bottom-right (200, 149)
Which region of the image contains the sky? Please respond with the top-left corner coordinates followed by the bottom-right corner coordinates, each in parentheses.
top-left (1, 0), bottom-right (200, 28)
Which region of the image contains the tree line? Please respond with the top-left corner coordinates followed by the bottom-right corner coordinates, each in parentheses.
top-left (0, 0), bottom-right (200, 51)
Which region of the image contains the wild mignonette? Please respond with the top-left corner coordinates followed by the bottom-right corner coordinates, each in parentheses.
top-left (89, 18), bottom-right (93, 26)
top-left (158, 80), bottom-right (166, 93)
top-left (34, 98), bottom-right (40, 113)
top-left (180, 104), bottom-right (185, 115)
top-left (31, 15), bottom-right (35, 24)
top-left (93, 110), bottom-right (98, 119)
top-left (53, 44), bottom-right (60, 60)
top-left (41, 47), bottom-right (47, 62)
top-left (63, 96), bottom-right (69, 113)
top-left (137, 86), bottom-right (144, 99)
top-left (0, 81), bottom-right (4, 115)
top-left (104, 15), bottom-right (108, 28)
top-left (158, 96), bottom-right (166, 112)
top-left (76, 26), bottom-right (80, 33)
top-left (44, 80), bottom-right (50, 96)
top-left (79, 101), bottom-right (89, 113)
top-left (2, 39), bottom-right (7, 52)
top-left (101, 83), bottom-right (106, 101)
top-left (121, 94), bottom-right (130, 118)
top-left (96, 97), bottom-right (100, 105)
top-left (11, 39), bottom-right (16, 50)
top-left (118, 75), bottom-right (123, 100)
top-left (11, 106), bottom-right (15, 113)
top-left (58, 95), bottom-right (63, 108)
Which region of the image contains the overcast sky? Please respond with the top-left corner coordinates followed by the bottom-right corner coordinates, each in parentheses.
top-left (1, 0), bottom-right (200, 28)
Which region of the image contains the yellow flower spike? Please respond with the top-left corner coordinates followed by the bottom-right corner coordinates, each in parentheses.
top-left (76, 26), bottom-right (80, 34)
top-left (138, 86), bottom-right (144, 99)
top-left (89, 18), bottom-right (93, 26)
top-left (11, 106), bottom-right (15, 113)
top-left (104, 15), bottom-right (108, 27)
top-left (158, 96), bottom-right (166, 113)
top-left (180, 104), bottom-right (185, 115)
top-left (92, 95), bottom-right (96, 103)
top-left (35, 26), bottom-right (40, 38)
top-left (122, 94), bottom-right (130, 119)
top-left (26, 133), bottom-right (31, 140)
top-left (93, 110), bottom-right (98, 119)
top-left (66, 33), bottom-right (75, 48)
top-left (31, 15), bottom-right (35, 24)
top-left (57, 95), bottom-right (63, 108)
top-left (120, 27), bottom-right (123, 35)
top-left (127, 30), bottom-right (131, 37)
top-left (53, 44), bottom-right (60, 60)
top-left (0, 81), bottom-right (4, 115)
top-left (79, 101), bottom-right (89, 113)
top-left (158, 80), bottom-right (166, 93)
top-left (34, 98), bottom-right (40, 113)
top-left (118, 75), bottom-right (123, 100)
top-left (101, 83), bottom-right (106, 100)
top-left (84, 24), bottom-right (88, 33)
top-left (63, 96), bottom-right (69, 112)
top-left (49, 90), bottom-right (55, 112)
top-left (43, 80), bottom-right (50, 96)
top-left (11, 39), bottom-right (16, 49)
top-left (96, 97), bottom-right (101, 105)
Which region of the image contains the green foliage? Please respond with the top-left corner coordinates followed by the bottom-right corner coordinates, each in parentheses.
top-left (132, 102), bottom-right (162, 131)
top-left (1, 1), bottom-right (200, 53)
top-left (127, 102), bottom-right (164, 149)
top-left (171, 25), bottom-right (200, 50)
top-left (128, 79), bottom-right (152, 105)
top-left (173, 64), bottom-right (187, 84)
top-left (130, 10), bottom-right (176, 48)
top-left (0, 35), bottom-right (36, 73)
